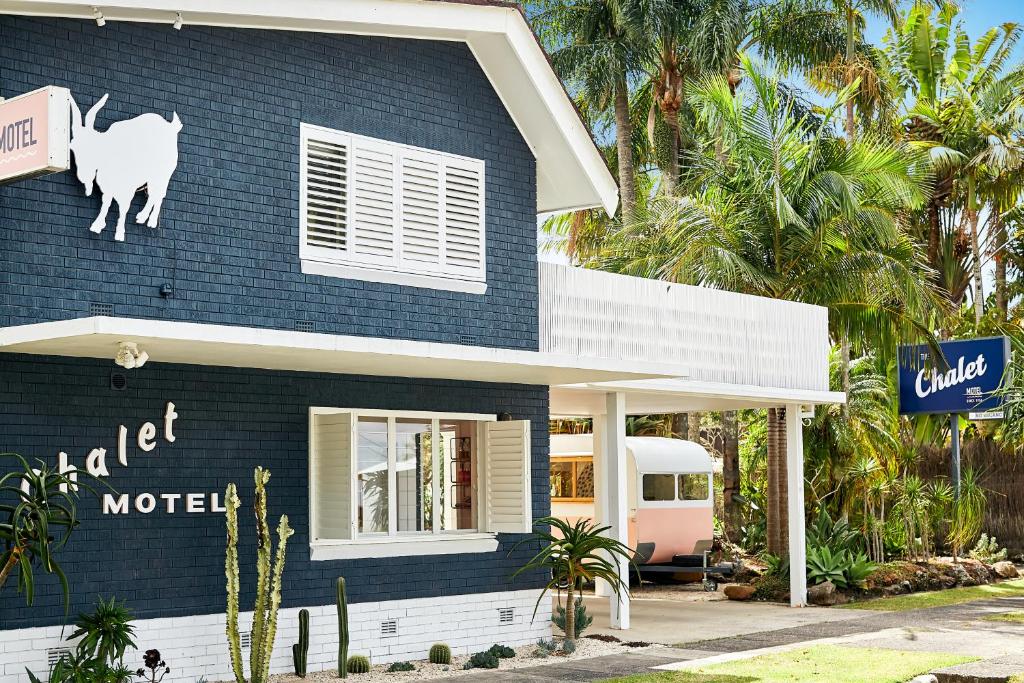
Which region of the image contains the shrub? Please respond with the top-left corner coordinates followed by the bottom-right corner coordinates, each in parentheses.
top-left (761, 553), bottom-right (790, 578)
top-left (969, 533), bottom-right (1008, 564)
top-left (553, 596), bottom-right (594, 638)
top-left (752, 573), bottom-right (789, 601)
top-left (428, 643), bottom-right (451, 665)
top-left (346, 655), bottom-right (370, 674)
top-left (807, 546), bottom-right (849, 588)
top-left (561, 638), bottom-right (576, 654)
top-left (487, 644), bottom-right (515, 659)
top-left (465, 651), bottom-right (500, 669)
top-left (386, 662), bottom-right (415, 672)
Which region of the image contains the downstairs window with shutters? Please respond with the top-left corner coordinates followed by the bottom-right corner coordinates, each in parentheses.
top-left (308, 408), bottom-right (532, 560)
top-left (299, 124), bottom-right (486, 294)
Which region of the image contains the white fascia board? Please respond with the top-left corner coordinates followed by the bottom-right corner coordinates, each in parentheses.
top-left (576, 378), bottom-right (847, 405)
top-left (0, 317), bottom-right (689, 386)
top-left (0, 0), bottom-right (618, 215)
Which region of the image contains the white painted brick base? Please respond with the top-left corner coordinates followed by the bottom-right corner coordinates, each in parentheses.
top-left (0, 588), bottom-right (551, 682)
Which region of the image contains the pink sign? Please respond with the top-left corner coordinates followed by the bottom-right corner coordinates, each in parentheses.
top-left (0, 86), bottom-right (70, 183)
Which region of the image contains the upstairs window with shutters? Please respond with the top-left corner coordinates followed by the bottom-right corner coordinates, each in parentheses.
top-left (300, 124), bottom-right (486, 293)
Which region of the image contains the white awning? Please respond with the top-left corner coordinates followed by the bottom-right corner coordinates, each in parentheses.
top-left (0, 317), bottom-right (690, 385)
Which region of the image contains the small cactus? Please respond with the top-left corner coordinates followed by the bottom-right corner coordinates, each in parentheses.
top-left (466, 651), bottom-right (499, 669)
top-left (346, 655), bottom-right (370, 674)
top-left (292, 609), bottom-right (309, 677)
top-left (386, 662), bottom-right (415, 673)
top-left (428, 643), bottom-right (451, 665)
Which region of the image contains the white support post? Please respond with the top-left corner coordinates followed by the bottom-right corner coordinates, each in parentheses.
top-left (592, 414), bottom-right (611, 598)
top-left (604, 392), bottom-right (630, 629)
top-left (786, 403), bottom-right (807, 607)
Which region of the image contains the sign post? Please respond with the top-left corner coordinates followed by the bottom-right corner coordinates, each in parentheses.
top-left (0, 85), bottom-right (71, 184)
top-left (898, 336), bottom-right (1010, 499)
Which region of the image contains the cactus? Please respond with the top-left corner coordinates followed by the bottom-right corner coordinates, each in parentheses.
top-left (428, 643), bottom-right (451, 665)
top-left (346, 655), bottom-right (370, 674)
top-left (292, 609), bottom-right (309, 677)
top-left (337, 577), bottom-right (349, 678)
top-left (224, 467), bottom-right (295, 683)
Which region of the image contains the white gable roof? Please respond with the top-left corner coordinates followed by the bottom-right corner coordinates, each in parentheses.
top-left (0, 0), bottom-right (619, 215)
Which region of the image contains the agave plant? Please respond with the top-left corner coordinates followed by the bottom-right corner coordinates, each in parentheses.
top-left (511, 516), bottom-right (637, 642)
top-left (0, 453), bottom-right (101, 611)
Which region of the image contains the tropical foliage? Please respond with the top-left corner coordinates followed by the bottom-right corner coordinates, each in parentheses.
top-left (532, 0), bottom-right (1024, 565)
top-left (512, 516), bottom-right (637, 642)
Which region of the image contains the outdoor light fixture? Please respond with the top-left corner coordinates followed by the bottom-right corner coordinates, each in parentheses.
top-left (92, 7), bottom-right (105, 26)
top-left (172, 12), bottom-right (183, 30)
top-left (114, 341), bottom-right (149, 369)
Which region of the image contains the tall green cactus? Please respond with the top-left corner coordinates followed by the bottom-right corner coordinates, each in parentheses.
top-left (337, 576), bottom-right (349, 679)
top-left (224, 467), bottom-right (294, 683)
top-left (292, 609), bottom-right (309, 677)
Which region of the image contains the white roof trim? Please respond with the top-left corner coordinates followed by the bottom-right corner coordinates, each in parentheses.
top-left (0, 0), bottom-right (619, 215)
top-left (0, 317), bottom-right (689, 385)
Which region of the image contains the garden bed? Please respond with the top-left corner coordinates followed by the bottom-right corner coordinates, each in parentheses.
top-left (260, 636), bottom-right (647, 682)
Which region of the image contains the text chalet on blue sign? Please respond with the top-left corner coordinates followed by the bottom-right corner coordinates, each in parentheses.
top-left (898, 336), bottom-right (1011, 415)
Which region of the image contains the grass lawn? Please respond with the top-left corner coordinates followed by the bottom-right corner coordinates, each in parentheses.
top-left (982, 610), bottom-right (1024, 623)
top-left (602, 645), bottom-right (975, 683)
top-left (839, 579), bottom-right (1024, 611)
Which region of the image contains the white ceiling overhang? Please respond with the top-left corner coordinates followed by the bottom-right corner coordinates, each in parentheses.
top-left (0, 0), bottom-right (619, 215)
top-left (0, 317), bottom-right (691, 385)
top-left (551, 378), bottom-right (847, 416)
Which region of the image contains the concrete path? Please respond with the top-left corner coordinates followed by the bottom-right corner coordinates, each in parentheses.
top-left (451, 593), bottom-right (1024, 681)
top-left (583, 594), bottom-right (866, 646)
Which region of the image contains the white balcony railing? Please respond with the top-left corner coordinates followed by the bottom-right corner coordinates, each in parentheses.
top-left (539, 262), bottom-right (831, 392)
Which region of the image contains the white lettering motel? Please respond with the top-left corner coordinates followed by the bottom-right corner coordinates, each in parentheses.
top-left (914, 353), bottom-right (988, 399)
top-left (23, 401), bottom-right (223, 514)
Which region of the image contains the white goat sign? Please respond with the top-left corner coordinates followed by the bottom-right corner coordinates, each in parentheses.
top-left (69, 94), bottom-right (182, 241)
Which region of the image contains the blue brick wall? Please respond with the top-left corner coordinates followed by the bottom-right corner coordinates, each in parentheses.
top-left (0, 17), bottom-right (539, 350)
top-left (0, 355), bottom-right (550, 629)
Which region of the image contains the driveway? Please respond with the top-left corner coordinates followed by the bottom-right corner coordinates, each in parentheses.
top-left (581, 594), bottom-right (865, 646)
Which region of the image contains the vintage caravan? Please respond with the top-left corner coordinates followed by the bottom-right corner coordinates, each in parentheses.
top-left (550, 433), bottom-right (717, 569)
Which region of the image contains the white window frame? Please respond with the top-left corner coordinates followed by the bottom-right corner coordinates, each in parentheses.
top-left (309, 407), bottom-right (499, 560)
top-left (299, 123), bottom-right (488, 295)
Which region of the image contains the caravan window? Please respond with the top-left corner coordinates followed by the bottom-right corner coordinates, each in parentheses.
top-left (641, 474), bottom-right (676, 501)
top-left (678, 473), bottom-right (710, 501)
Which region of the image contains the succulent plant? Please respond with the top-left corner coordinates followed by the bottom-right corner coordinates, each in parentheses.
top-left (346, 655), bottom-right (370, 674)
top-left (487, 644), bottom-right (515, 659)
top-left (428, 643), bottom-right (451, 665)
top-left (386, 662), bottom-right (415, 672)
top-left (292, 609), bottom-right (309, 677)
top-left (466, 651), bottom-right (500, 669)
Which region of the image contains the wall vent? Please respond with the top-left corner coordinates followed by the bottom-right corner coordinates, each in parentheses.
top-left (47, 647), bottom-right (72, 668)
top-left (110, 372), bottom-right (128, 391)
top-left (89, 302), bottom-right (114, 316)
top-left (498, 607), bottom-right (515, 624)
top-left (381, 619), bottom-right (399, 638)
top-left (295, 320), bottom-right (316, 333)
top-left (240, 631), bottom-right (251, 649)
top-left (459, 334), bottom-right (476, 346)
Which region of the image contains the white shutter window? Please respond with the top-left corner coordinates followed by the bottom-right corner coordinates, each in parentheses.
top-left (483, 420), bottom-right (532, 534)
top-left (399, 151), bottom-right (443, 271)
top-left (301, 127), bottom-right (351, 260)
top-left (311, 411), bottom-right (355, 541)
top-left (299, 124), bottom-right (486, 292)
top-left (351, 139), bottom-right (398, 267)
top-left (442, 157), bottom-right (486, 280)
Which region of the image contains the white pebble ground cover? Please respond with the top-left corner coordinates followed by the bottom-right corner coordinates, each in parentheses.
top-left (263, 637), bottom-right (643, 682)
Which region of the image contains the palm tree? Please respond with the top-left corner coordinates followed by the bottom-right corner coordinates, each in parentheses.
top-left (885, 2), bottom-right (1024, 322)
top-left (532, 0), bottom-right (662, 223)
top-left (601, 56), bottom-right (944, 551)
